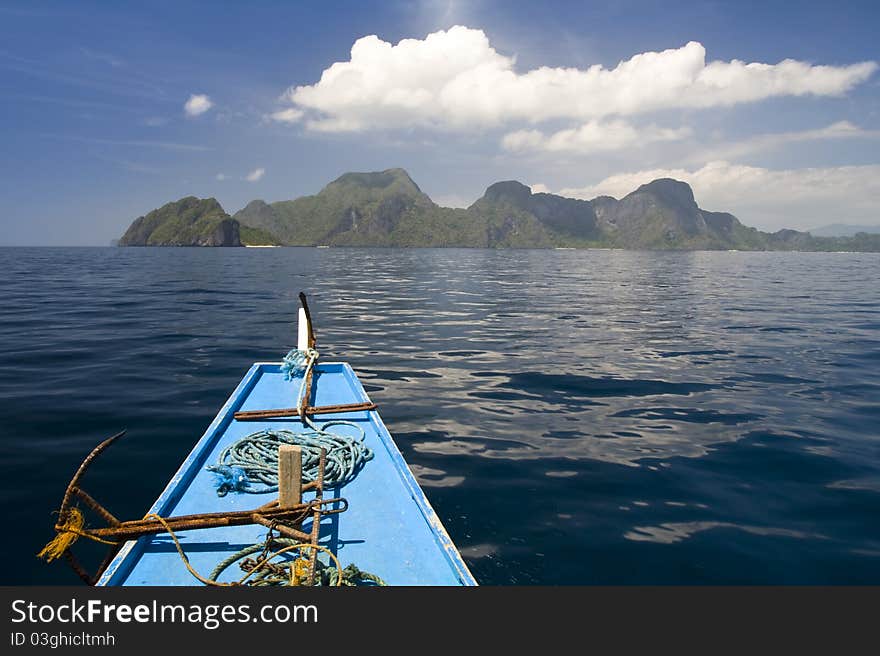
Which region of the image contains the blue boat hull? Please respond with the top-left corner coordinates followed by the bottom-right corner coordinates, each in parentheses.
top-left (97, 362), bottom-right (476, 586)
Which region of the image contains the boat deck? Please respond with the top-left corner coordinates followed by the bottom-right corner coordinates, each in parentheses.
top-left (97, 362), bottom-right (476, 586)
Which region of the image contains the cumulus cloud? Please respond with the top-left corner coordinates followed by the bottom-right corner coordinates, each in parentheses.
top-left (502, 120), bottom-right (692, 154)
top-left (184, 93), bottom-right (213, 117)
top-left (692, 121), bottom-right (880, 162)
top-left (272, 26), bottom-right (876, 132)
top-left (559, 161), bottom-right (880, 231)
top-left (270, 108), bottom-right (304, 123)
top-left (244, 167), bottom-right (265, 182)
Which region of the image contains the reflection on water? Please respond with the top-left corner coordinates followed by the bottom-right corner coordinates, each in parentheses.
top-left (624, 521), bottom-right (827, 544)
top-left (1, 247), bottom-right (879, 584)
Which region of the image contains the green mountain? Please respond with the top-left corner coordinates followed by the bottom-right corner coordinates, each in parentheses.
top-left (239, 224), bottom-right (282, 246)
top-left (233, 168), bottom-right (482, 247)
top-left (119, 197), bottom-right (241, 246)
top-left (121, 169), bottom-right (880, 251)
top-left (119, 196), bottom-right (280, 247)
top-left (466, 180), bottom-right (603, 247)
top-left (592, 179), bottom-right (770, 249)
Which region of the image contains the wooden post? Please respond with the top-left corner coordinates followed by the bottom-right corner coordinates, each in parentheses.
top-left (278, 445), bottom-right (302, 508)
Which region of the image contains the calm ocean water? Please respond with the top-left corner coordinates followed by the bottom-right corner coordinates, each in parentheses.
top-left (1, 246), bottom-right (878, 585)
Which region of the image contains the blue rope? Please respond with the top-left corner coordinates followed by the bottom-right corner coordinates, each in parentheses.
top-left (280, 348), bottom-right (317, 381)
top-left (207, 422), bottom-right (373, 496)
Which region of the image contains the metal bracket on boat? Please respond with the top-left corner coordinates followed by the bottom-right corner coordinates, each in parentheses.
top-left (233, 292), bottom-right (379, 422)
top-left (38, 431), bottom-right (347, 585)
top-left (234, 401), bottom-right (378, 421)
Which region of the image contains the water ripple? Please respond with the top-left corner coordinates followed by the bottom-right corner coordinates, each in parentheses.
top-left (1, 246), bottom-right (879, 584)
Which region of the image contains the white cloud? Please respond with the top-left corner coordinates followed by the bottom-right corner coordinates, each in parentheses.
top-left (215, 173), bottom-right (226, 181)
top-left (79, 47), bottom-right (124, 68)
top-left (275, 26), bottom-right (876, 132)
top-left (503, 119), bottom-right (879, 161)
top-left (270, 107), bottom-right (304, 124)
top-left (692, 121), bottom-right (880, 162)
top-left (559, 161), bottom-right (880, 231)
top-left (244, 167), bottom-right (265, 182)
top-left (502, 120), bottom-right (692, 154)
top-left (529, 183), bottom-right (551, 194)
top-left (431, 193), bottom-right (474, 208)
top-left (39, 133), bottom-right (210, 151)
top-left (184, 93), bottom-right (213, 117)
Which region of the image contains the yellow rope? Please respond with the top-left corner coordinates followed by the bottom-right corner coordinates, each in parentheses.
top-left (143, 513), bottom-right (342, 587)
top-left (37, 508), bottom-right (118, 562)
top-left (143, 513), bottom-right (233, 586)
top-left (239, 543), bottom-right (343, 587)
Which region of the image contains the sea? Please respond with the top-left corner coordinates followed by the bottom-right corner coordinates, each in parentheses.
top-left (1, 246), bottom-right (878, 585)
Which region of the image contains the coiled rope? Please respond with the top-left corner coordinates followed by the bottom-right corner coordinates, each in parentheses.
top-left (207, 348), bottom-right (373, 495)
top-left (209, 537), bottom-right (386, 586)
top-left (208, 424), bottom-right (372, 495)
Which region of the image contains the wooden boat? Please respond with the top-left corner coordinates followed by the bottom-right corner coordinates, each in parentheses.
top-left (42, 294), bottom-right (476, 586)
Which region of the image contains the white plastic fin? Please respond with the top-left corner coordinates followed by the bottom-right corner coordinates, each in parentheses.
top-left (297, 307), bottom-right (309, 351)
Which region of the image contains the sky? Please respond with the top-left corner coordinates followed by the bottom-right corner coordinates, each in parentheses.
top-left (1, 0), bottom-right (878, 245)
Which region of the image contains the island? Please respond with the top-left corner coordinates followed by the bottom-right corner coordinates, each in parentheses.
top-left (118, 168), bottom-right (880, 251)
top-left (118, 197), bottom-right (278, 247)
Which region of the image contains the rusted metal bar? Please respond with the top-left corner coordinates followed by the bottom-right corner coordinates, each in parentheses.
top-left (252, 484), bottom-right (319, 510)
top-left (84, 503), bottom-right (315, 528)
top-left (233, 401), bottom-right (377, 421)
top-left (64, 550), bottom-right (92, 585)
top-left (71, 487), bottom-right (120, 526)
top-left (92, 544), bottom-right (124, 584)
top-left (60, 431), bottom-right (125, 517)
top-left (306, 447), bottom-right (327, 585)
top-left (59, 498), bottom-right (347, 542)
top-left (252, 515), bottom-right (311, 542)
top-left (299, 360), bottom-right (316, 421)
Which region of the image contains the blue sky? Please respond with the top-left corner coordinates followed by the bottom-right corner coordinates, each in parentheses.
top-left (1, 0), bottom-right (878, 245)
